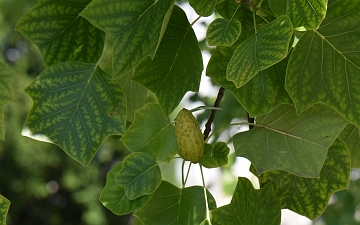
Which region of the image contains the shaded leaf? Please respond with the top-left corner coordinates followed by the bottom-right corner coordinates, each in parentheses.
top-left (234, 104), bottom-right (348, 177)
top-left (133, 6), bottom-right (203, 116)
top-left (254, 139), bottom-right (350, 219)
top-left (206, 18), bottom-right (241, 47)
top-left (115, 152), bottom-right (161, 200)
top-left (80, 0), bottom-right (174, 77)
top-left (210, 177), bottom-right (281, 225)
top-left (0, 61), bottom-right (14, 141)
top-left (0, 195), bottom-right (10, 225)
top-left (339, 124), bottom-right (360, 168)
top-left (216, 0), bottom-right (255, 30)
top-left (100, 162), bottom-right (153, 215)
top-left (120, 103), bottom-right (177, 163)
top-left (15, 0), bottom-right (105, 67)
top-left (24, 62), bottom-right (126, 166)
top-left (285, 0), bottom-right (360, 128)
top-left (135, 181), bottom-right (216, 225)
top-left (200, 142), bottom-right (229, 168)
top-left (227, 15), bottom-right (293, 88)
top-left (189, 0), bottom-right (216, 17)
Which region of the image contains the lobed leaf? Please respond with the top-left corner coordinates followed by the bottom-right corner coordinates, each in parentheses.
top-left (234, 104), bottom-right (348, 177)
top-left (0, 195), bottom-right (10, 225)
top-left (206, 18), bottom-right (241, 47)
top-left (339, 124), bottom-right (360, 168)
top-left (200, 142), bottom-right (230, 168)
top-left (0, 61), bottom-right (14, 141)
top-left (24, 62), bottom-right (126, 166)
top-left (189, 0), bottom-right (216, 17)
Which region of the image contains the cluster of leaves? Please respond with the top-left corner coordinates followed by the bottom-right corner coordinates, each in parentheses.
top-left (0, 0), bottom-right (360, 224)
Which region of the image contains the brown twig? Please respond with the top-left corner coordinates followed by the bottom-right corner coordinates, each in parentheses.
top-left (203, 87), bottom-right (225, 140)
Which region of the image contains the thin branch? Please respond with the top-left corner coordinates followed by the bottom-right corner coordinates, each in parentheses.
top-left (203, 87), bottom-right (225, 140)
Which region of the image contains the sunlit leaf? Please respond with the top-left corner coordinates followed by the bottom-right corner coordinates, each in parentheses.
top-left (120, 103), bottom-right (177, 163)
top-left (0, 195), bottom-right (10, 225)
top-left (134, 181), bottom-right (216, 225)
top-left (0, 61), bottom-right (14, 141)
top-left (100, 162), bottom-right (153, 215)
top-left (189, 0), bottom-right (216, 17)
top-left (286, 0), bottom-right (360, 128)
top-left (24, 62), bottom-right (126, 166)
top-left (227, 15), bottom-right (293, 88)
top-left (339, 124), bottom-right (360, 168)
top-left (15, 0), bottom-right (105, 67)
top-left (234, 104), bottom-right (348, 177)
top-left (253, 139), bottom-right (350, 219)
top-left (133, 6), bottom-right (203, 116)
top-left (200, 142), bottom-right (229, 168)
top-left (216, 0), bottom-right (255, 30)
top-left (206, 18), bottom-right (241, 47)
top-left (115, 152), bottom-right (161, 200)
top-left (210, 177), bottom-right (281, 225)
top-left (80, 0), bottom-right (174, 78)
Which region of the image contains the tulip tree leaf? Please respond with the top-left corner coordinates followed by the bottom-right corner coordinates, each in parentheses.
top-left (115, 152), bottom-right (162, 200)
top-left (24, 62), bottom-right (126, 166)
top-left (134, 181), bottom-right (217, 225)
top-left (189, 0), bottom-right (216, 17)
top-left (227, 15), bottom-right (293, 88)
top-left (200, 142), bottom-right (230, 168)
top-left (100, 162), bottom-right (153, 215)
top-left (253, 139), bottom-right (350, 219)
top-left (206, 18), bottom-right (241, 47)
top-left (80, 0), bottom-right (174, 78)
top-left (133, 6), bottom-right (203, 116)
top-left (233, 104), bottom-right (348, 178)
top-left (15, 0), bottom-right (105, 67)
top-left (210, 177), bottom-right (281, 225)
top-left (0, 61), bottom-right (14, 141)
top-left (286, 0), bottom-right (360, 128)
top-left (339, 124), bottom-right (360, 168)
top-left (120, 103), bottom-right (177, 163)
top-left (0, 195), bottom-right (10, 225)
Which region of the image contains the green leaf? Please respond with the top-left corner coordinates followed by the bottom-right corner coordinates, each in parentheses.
top-left (117, 71), bottom-right (148, 122)
top-left (80, 0), bottom-right (174, 78)
top-left (0, 195), bottom-right (10, 225)
top-left (200, 142), bottom-right (229, 168)
top-left (120, 103), bottom-right (177, 163)
top-left (286, 0), bottom-right (360, 128)
top-left (134, 181), bottom-right (217, 225)
top-left (206, 18), bottom-right (241, 47)
top-left (115, 152), bottom-right (162, 200)
top-left (15, 0), bottom-right (105, 67)
top-left (99, 162), bottom-right (153, 215)
top-left (254, 139), bottom-right (350, 219)
top-left (215, 0), bottom-right (254, 30)
top-left (189, 0), bottom-right (216, 17)
top-left (133, 6), bottom-right (203, 116)
top-left (269, 0), bottom-right (327, 29)
top-left (24, 62), bottom-right (126, 166)
top-left (0, 61), bottom-right (14, 141)
top-left (339, 124), bottom-right (360, 168)
top-left (227, 15), bottom-right (293, 88)
top-left (234, 104), bottom-right (348, 177)
top-left (210, 177), bottom-right (281, 225)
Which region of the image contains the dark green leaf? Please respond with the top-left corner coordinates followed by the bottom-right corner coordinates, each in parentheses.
top-left (189, 0), bottom-right (216, 17)
top-left (339, 124), bottom-right (360, 168)
top-left (234, 104), bottom-right (348, 177)
top-left (0, 195), bottom-right (10, 225)
top-left (115, 152), bottom-right (161, 200)
top-left (0, 61), bottom-right (14, 141)
top-left (254, 139), bottom-right (350, 219)
top-left (200, 142), bottom-right (229, 168)
top-left (210, 177), bottom-right (281, 225)
top-left (80, 0), bottom-right (174, 77)
top-left (100, 162), bottom-right (153, 215)
top-left (135, 181), bottom-right (216, 225)
top-left (133, 6), bottom-right (203, 116)
top-left (15, 0), bottom-right (105, 67)
top-left (216, 0), bottom-right (255, 30)
top-left (120, 103), bottom-right (177, 163)
top-left (206, 18), bottom-right (241, 47)
top-left (24, 62), bottom-right (126, 166)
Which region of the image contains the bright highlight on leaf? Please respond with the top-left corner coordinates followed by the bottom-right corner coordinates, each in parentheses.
top-left (0, 61), bottom-right (14, 141)
top-left (24, 62), bottom-right (126, 166)
top-left (0, 195), bottom-right (10, 225)
top-left (206, 18), bottom-right (241, 47)
top-left (200, 142), bottom-right (229, 168)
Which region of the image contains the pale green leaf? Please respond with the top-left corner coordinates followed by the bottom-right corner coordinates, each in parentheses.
top-left (216, 0), bottom-right (255, 30)
top-left (206, 18), bottom-right (241, 47)
top-left (200, 142), bottom-right (229, 168)
top-left (24, 62), bottom-right (126, 166)
top-left (227, 15), bottom-right (293, 88)
top-left (0, 195), bottom-right (10, 225)
top-left (234, 104), bottom-right (348, 177)
top-left (80, 0), bottom-right (174, 78)
top-left (0, 61), bottom-right (14, 141)
top-left (134, 181), bottom-right (216, 225)
top-left (133, 6), bottom-right (203, 116)
top-left (210, 177), bottom-right (281, 225)
top-left (15, 0), bottom-right (105, 67)
top-left (189, 0), bottom-right (216, 17)
top-left (115, 152), bottom-right (161, 200)
top-left (120, 103), bottom-right (177, 163)
top-left (99, 162), bottom-right (153, 215)
top-left (286, 0), bottom-right (360, 128)
top-left (339, 124), bottom-right (360, 168)
top-left (254, 139), bottom-right (350, 219)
